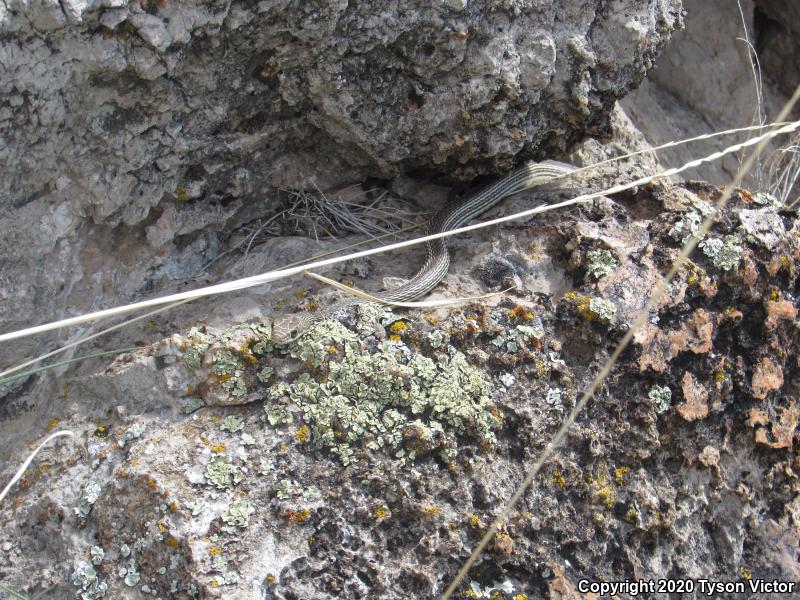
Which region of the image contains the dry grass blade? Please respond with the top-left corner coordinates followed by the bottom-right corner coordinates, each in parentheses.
top-left (1, 121), bottom-right (798, 344)
top-left (304, 270), bottom-right (514, 308)
top-left (280, 183), bottom-right (418, 241)
top-left (766, 132), bottom-right (800, 208)
top-left (0, 430), bottom-right (79, 504)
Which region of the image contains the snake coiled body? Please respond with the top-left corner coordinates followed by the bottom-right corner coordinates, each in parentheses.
top-left (273, 159), bottom-right (576, 341)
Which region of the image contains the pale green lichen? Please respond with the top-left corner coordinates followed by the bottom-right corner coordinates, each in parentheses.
top-left (118, 422), bottom-right (145, 448)
top-left (220, 416), bottom-right (244, 433)
top-left (265, 321), bottom-right (501, 464)
top-left (588, 298), bottom-right (617, 322)
top-left (275, 478), bottom-right (301, 499)
top-left (179, 396), bottom-right (204, 414)
top-left (75, 481), bottom-right (102, 517)
top-left (121, 559), bottom-right (140, 587)
top-left (427, 329), bottom-right (445, 349)
top-left (499, 372), bottom-right (516, 387)
top-left (249, 322), bottom-right (273, 354)
top-left (274, 478), bottom-right (321, 502)
top-left (189, 498), bottom-right (206, 516)
top-left (699, 234), bottom-right (742, 271)
top-left (257, 366), bottom-right (274, 383)
top-left (648, 384), bottom-right (672, 414)
top-left (184, 324), bottom-right (274, 400)
top-left (209, 554), bottom-right (240, 586)
top-left (221, 498), bottom-right (254, 527)
top-left (355, 302), bottom-right (392, 337)
top-left (71, 561), bottom-right (108, 599)
top-left (288, 319), bottom-right (358, 367)
top-left (754, 191), bottom-right (782, 209)
top-left (517, 318), bottom-right (545, 340)
top-left (586, 249), bottom-right (618, 279)
top-left (265, 384), bottom-right (295, 425)
top-left (211, 349), bottom-right (247, 398)
top-left (546, 387), bottom-right (563, 406)
top-left (204, 455), bottom-right (244, 489)
top-left (669, 210), bottom-right (704, 244)
top-left (90, 546), bottom-right (104, 566)
top-left (184, 327), bottom-right (211, 369)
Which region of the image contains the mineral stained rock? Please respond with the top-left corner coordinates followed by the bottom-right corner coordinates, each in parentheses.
top-left (1, 177), bottom-right (798, 599)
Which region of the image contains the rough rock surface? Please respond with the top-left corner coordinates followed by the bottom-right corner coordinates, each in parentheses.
top-left (0, 0), bottom-right (683, 367)
top-left (1, 176), bottom-right (798, 599)
top-left (621, 0), bottom-right (796, 185)
top-left (753, 0), bottom-right (800, 99)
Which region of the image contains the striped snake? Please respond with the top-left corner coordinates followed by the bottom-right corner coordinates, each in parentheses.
top-left (272, 159), bottom-right (576, 342)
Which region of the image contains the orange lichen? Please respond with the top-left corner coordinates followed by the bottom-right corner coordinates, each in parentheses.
top-left (678, 372), bottom-right (710, 421)
top-left (765, 299), bottom-right (797, 330)
top-left (283, 508), bottom-right (312, 524)
top-left (753, 401), bottom-right (799, 449)
top-left (507, 305), bottom-right (534, 321)
top-left (493, 530), bottom-right (514, 555)
top-left (752, 356), bottom-right (783, 400)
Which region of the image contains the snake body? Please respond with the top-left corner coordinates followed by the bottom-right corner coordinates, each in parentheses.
top-left (273, 159), bottom-right (576, 341)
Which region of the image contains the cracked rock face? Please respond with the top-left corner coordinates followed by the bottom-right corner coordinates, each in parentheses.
top-left (0, 0), bottom-right (681, 366)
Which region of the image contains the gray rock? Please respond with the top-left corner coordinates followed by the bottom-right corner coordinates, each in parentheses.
top-left (0, 0), bottom-right (681, 369)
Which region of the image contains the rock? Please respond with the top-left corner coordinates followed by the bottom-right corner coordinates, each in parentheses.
top-left (2, 178), bottom-right (799, 598)
top-left (0, 0), bottom-right (682, 368)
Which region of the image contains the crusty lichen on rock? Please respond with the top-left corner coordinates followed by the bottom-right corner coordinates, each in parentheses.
top-left (264, 316), bottom-right (501, 464)
top-left (204, 454), bottom-right (244, 489)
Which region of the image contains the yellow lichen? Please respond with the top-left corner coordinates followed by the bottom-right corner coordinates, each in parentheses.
top-left (174, 184), bottom-right (190, 202)
top-left (211, 444), bottom-right (225, 454)
top-left (284, 508), bottom-right (312, 524)
top-left (593, 467), bottom-right (616, 509)
top-left (388, 320), bottom-right (410, 335)
top-left (46, 417), bottom-right (61, 432)
top-left (614, 466), bottom-right (630, 486)
top-left (295, 425), bottom-right (310, 443)
top-left (374, 505), bottom-right (389, 520)
top-left (209, 547), bottom-right (222, 557)
top-left (551, 468), bottom-right (566, 488)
